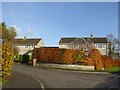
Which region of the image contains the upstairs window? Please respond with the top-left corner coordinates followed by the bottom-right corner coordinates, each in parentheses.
top-left (25, 45), bottom-right (30, 48)
top-left (95, 43), bottom-right (104, 48)
top-left (98, 44), bottom-right (102, 48)
top-left (25, 45), bottom-right (28, 48)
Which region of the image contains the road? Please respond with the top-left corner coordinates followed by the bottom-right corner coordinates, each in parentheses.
top-left (3, 63), bottom-right (120, 89)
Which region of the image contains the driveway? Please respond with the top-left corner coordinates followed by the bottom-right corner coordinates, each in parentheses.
top-left (3, 63), bottom-right (120, 89)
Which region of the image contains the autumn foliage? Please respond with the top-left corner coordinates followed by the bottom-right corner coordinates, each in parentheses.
top-left (33, 47), bottom-right (120, 70)
top-left (84, 49), bottom-right (103, 70)
top-left (101, 55), bottom-right (120, 68)
top-left (2, 42), bottom-right (14, 79)
top-left (34, 48), bottom-right (73, 64)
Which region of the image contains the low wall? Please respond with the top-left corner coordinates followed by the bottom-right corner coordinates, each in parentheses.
top-left (39, 63), bottom-right (94, 71)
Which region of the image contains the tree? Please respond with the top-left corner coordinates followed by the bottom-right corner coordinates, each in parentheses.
top-left (1, 22), bottom-right (17, 43)
top-left (107, 34), bottom-right (119, 57)
top-left (1, 22), bottom-right (17, 79)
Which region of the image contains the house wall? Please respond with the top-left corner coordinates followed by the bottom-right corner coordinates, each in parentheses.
top-left (114, 44), bottom-right (120, 53)
top-left (13, 45), bottom-right (35, 55)
top-left (36, 39), bottom-right (45, 48)
top-left (59, 43), bottom-right (71, 49)
top-left (94, 43), bottom-right (108, 55)
top-left (59, 43), bottom-right (108, 55)
top-left (13, 39), bottom-right (45, 55)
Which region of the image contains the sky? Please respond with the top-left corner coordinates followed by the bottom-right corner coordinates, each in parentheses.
top-left (2, 2), bottom-right (118, 46)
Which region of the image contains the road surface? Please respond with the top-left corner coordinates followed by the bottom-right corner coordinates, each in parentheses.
top-left (3, 63), bottom-right (120, 89)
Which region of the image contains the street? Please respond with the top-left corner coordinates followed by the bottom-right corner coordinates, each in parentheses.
top-left (3, 63), bottom-right (119, 89)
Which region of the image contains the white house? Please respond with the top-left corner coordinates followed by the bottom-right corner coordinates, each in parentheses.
top-left (112, 44), bottom-right (120, 59)
top-left (13, 37), bottom-right (45, 55)
top-left (59, 37), bottom-right (108, 55)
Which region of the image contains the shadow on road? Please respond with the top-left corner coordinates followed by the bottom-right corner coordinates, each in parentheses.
top-left (94, 72), bottom-right (120, 89)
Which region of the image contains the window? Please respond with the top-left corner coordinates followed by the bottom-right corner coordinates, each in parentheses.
top-left (25, 45), bottom-right (30, 48)
top-left (25, 45), bottom-right (28, 48)
top-left (98, 44), bottom-right (102, 48)
top-left (95, 43), bottom-right (104, 48)
top-left (102, 44), bottom-right (106, 48)
top-left (32, 45), bottom-right (35, 48)
top-left (94, 44), bottom-right (97, 47)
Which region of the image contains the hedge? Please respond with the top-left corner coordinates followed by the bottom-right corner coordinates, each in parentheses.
top-left (2, 42), bottom-right (14, 79)
top-left (33, 48), bottom-right (86, 64)
top-left (17, 54), bottom-right (33, 63)
top-left (101, 55), bottom-right (120, 68)
top-left (84, 49), bottom-right (103, 70)
top-left (33, 47), bottom-right (120, 70)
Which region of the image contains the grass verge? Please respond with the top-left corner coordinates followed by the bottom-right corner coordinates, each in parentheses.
top-left (101, 67), bottom-right (120, 73)
top-left (38, 64), bottom-right (120, 73)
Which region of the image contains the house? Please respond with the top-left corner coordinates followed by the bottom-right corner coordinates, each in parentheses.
top-left (114, 44), bottom-right (120, 53)
top-left (13, 37), bottom-right (45, 55)
top-left (112, 44), bottom-right (120, 59)
top-left (59, 37), bottom-right (108, 55)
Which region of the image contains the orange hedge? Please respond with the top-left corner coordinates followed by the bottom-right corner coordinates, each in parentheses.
top-left (84, 49), bottom-right (103, 70)
top-left (101, 55), bottom-right (120, 68)
top-left (33, 48), bottom-right (120, 70)
top-left (33, 47), bottom-right (84, 64)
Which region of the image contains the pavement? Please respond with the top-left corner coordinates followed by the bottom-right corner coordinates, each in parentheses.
top-left (1, 63), bottom-right (120, 89)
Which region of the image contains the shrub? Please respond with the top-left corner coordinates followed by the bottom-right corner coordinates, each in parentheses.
top-left (29, 55), bottom-right (33, 62)
top-left (91, 49), bottom-right (103, 70)
top-left (15, 54), bottom-right (20, 61)
top-left (33, 47), bottom-right (85, 65)
top-left (18, 54), bottom-right (32, 63)
top-left (84, 49), bottom-right (103, 70)
top-left (33, 48), bottom-right (120, 70)
top-left (73, 50), bottom-right (85, 64)
top-left (84, 57), bottom-right (94, 66)
top-left (2, 42), bottom-right (14, 79)
top-left (62, 49), bottom-right (73, 64)
top-left (19, 55), bottom-right (23, 62)
top-left (101, 55), bottom-right (120, 68)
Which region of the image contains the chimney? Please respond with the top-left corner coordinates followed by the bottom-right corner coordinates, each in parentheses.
top-left (23, 36), bottom-right (26, 41)
top-left (90, 33), bottom-right (93, 38)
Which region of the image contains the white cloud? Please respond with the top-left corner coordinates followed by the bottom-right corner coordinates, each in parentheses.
top-left (25, 27), bottom-right (36, 36)
top-left (12, 25), bottom-right (21, 34)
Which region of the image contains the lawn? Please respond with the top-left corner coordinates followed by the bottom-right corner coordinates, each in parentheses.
top-left (101, 67), bottom-right (120, 73)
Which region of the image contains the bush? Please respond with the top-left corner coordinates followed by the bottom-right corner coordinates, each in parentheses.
top-left (2, 42), bottom-right (14, 79)
top-left (33, 47), bottom-right (85, 65)
top-left (101, 55), bottom-right (120, 68)
top-left (84, 49), bottom-right (103, 70)
top-left (29, 55), bottom-right (33, 62)
top-left (62, 49), bottom-right (74, 64)
top-left (18, 54), bottom-right (32, 63)
top-left (73, 50), bottom-right (85, 64)
top-left (19, 55), bottom-right (23, 62)
top-left (37, 48), bottom-right (65, 64)
top-left (33, 48), bottom-right (120, 70)
top-left (15, 54), bottom-right (20, 61)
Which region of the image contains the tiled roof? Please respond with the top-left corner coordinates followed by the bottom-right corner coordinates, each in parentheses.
top-left (13, 38), bottom-right (42, 45)
top-left (59, 38), bottom-right (76, 43)
top-left (59, 37), bottom-right (108, 43)
top-left (91, 38), bottom-right (108, 43)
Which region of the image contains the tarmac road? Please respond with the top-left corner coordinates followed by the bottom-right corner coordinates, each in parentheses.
top-left (2, 63), bottom-right (120, 89)
top-left (2, 70), bottom-right (42, 88)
